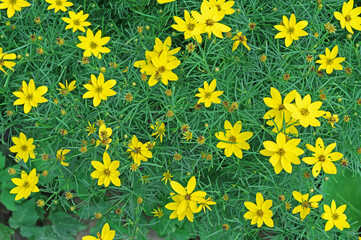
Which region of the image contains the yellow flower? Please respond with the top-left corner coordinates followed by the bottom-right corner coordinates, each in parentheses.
top-left (274, 14), bottom-right (308, 47)
top-left (196, 197), bottom-right (216, 213)
top-left (96, 124), bottom-right (112, 150)
top-left (161, 170), bottom-right (173, 184)
top-left (86, 121), bottom-right (96, 136)
top-left (91, 151), bottom-right (120, 187)
top-left (151, 207), bottom-right (164, 218)
top-left (9, 132), bottom-right (35, 163)
top-left (56, 149), bottom-right (70, 166)
top-left (323, 112), bottom-right (339, 128)
top-left (244, 192), bottom-right (274, 228)
top-left (45, 0), bottom-right (73, 13)
top-left (13, 79), bottom-right (48, 114)
top-left (292, 191), bottom-right (322, 219)
top-left (61, 10), bottom-right (91, 32)
top-left (150, 121), bottom-right (166, 142)
top-left (195, 79), bottom-right (223, 108)
top-left (334, 0), bottom-right (361, 34)
top-left (127, 135), bottom-right (152, 166)
top-left (302, 137), bottom-right (343, 177)
top-left (192, 2), bottom-right (231, 38)
top-left (315, 46), bottom-right (345, 74)
top-left (166, 176), bottom-right (207, 222)
top-left (172, 10), bottom-right (202, 43)
top-left (82, 223), bottom-right (115, 240)
top-left (58, 80), bottom-right (76, 95)
top-left (215, 120), bottom-right (253, 159)
top-left (0, 0), bottom-right (30, 18)
top-left (263, 88), bottom-right (297, 123)
top-left (157, 0), bottom-right (175, 3)
top-left (77, 29), bottom-right (111, 59)
top-left (10, 168), bottom-right (39, 201)
top-left (284, 93), bottom-right (325, 128)
top-left (232, 32), bottom-right (250, 51)
top-left (321, 200), bottom-right (350, 231)
top-left (260, 132), bottom-right (304, 174)
top-left (0, 47), bottom-right (16, 74)
top-left (204, 0), bottom-right (235, 17)
top-left (82, 73), bottom-right (116, 107)
top-left (182, 130), bottom-right (193, 141)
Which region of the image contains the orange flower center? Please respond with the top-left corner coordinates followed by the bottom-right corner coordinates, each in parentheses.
top-left (95, 86), bottom-right (103, 94)
top-left (73, 19), bottom-right (81, 26)
top-left (133, 147), bottom-right (141, 154)
top-left (25, 93), bottom-right (34, 101)
top-left (187, 23), bottom-right (196, 30)
top-left (277, 149), bottom-right (285, 156)
top-left (319, 155), bottom-right (326, 162)
top-left (56, 0), bottom-right (62, 6)
top-left (228, 135), bottom-right (237, 143)
top-left (23, 181), bottom-right (30, 188)
top-left (256, 210), bottom-right (263, 217)
top-left (20, 145), bottom-right (28, 152)
top-left (287, 27), bottom-right (295, 34)
top-left (279, 104), bottom-right (285, 110)
top-left (302, 201), bottom-right (311, 209)
top-left (332, 213), bottom-right (339, 220)
top-left (9, 0), bottom-right (17, 5)
top-left (90, 41), bottom-right (98, 49)
top-left (185, 194), bottom-right (191, 200)
top-left (345, 15), bottom-right (351, 22)
top-left (204, 92), bottom-right (212, 98)
top-left (238, 35), bottom-right (245, 42)
top-left (158, 66), bottom-right (166, 73)
top-left (326, 59), bottom-right (333, 65)
top-left (206, 19), bottom-right (214, 26)
top-left (300, 108), bottom-right (309, 116)
top-left (103, 169), bottom-right (111, 176)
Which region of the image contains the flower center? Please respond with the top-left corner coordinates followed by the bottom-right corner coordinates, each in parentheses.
top-left (101, 138), bottom-right (110, 145)
top-left (345, 15), bottom-right (351, 22)
top-left (185, 194), bottom-right (191, 200)
top-left (20, 145), bottom-right (28, 152)
top-left (279, 104), bottom-right (285, 110)
top-left (319, 155), bottom-right (326, 162)
top-left (103, 169), bottom-right (111, 176)
top-left (204, 92), bottom-right (212, 98)
top-left (287, 27), bottom-right (295, 34)
top-left (300, 108), bottom-right (309, 116)
top-left (25, 93), bottom-right (34, 101)
top-left (238, 35), bottom-right (245, 42)
top-left (95, 86), bottom-right (103, 94)
top-left (73, 19), bottom-right (81, 26)
top-left (100, 130), bottom-right (108, 138)
top-left (228, 135), bottom-right (237, 143)
top-left (158, 66), bottom-right (166, 73)
top-left (187, 23), bottom-right (196, 30)
top-left (9, 0), bottom-right (17, 5)
top-left (206, 19), bottom-right (214, 26)
top-left (326, 59), bottom-right (333, 65)
top-left (302, 201), bottom-right (311, 209)
top-left (56, 0), bottom-right (62, 6)
top-left (332, 213), bottom-right (339, 220)
top-left (256, 210), bottom-right (263, 217)
top-left (155, 72), bottom-right (162, 80)
top-left (90, 42), bottom-right (98, 49)
top-left (277, 149), bottom-right (285, 156)
top-left (23, 181), bottom-right (30, 188)
top-left (133, 147), bottom-right (141, 154)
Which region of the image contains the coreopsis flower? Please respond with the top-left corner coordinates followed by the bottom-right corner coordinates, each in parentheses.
top-left (284, 93), bottom-right (325, 128)
top-left (96, 124), bottom-right (112, 150)
top-left (91, 151), bottom-right (120, 187)
top-left (260, 132), bottom-right (304, 174)
top-left (150, 121), bottom-right (166, 142)
top-left (334, 0), bottom-right (361, 34)
top-left (274, 14), bottom-right (308, 47)
top-left (232, 32), bottom-right (250, 51)
top-left (302, 137), bottom-right (343, 177)
top-left (166, 177), bottom-right (207, 222)
top-left (316, 46), bottom-right (345, 74)
top-left (292, 191), bottom-right (323, 219)
top-left (323, 112), bottom-right (339, 128)
top-left (9, 132), bottom-right (35, 162)
top-left (182, 130), bottom-right (193, 141)
top-left (195, 79), bottom-right (223, 107)
top-left (0, 47), bottom-right (16, 74)
top-left (321, 200), bottom-right (350, 231)
top-left (127, 135), bottom-right (152, 165)
top-left (244, 192), bottom-right (274, 228)
top-left (263, 88), bottom-right (297, 123)
top-left (157, 0), bottom-right (175, 3)
top-left (86, 121), bottom-right (96, 136)
top-left (204, 0), bottom-right (235, 17)
top-left (161, 170), bottom-right (173, 184)
top-left (10, 168), bottom-right (39, 200)
top-left (56, 149), bottom-right (70, 166)
top-left (13, 79), bottom-right (48, 114)
top-left (152, 37), bottom-right (180, 60)
top-left (172, 10), bottom-right (202, 43)
top-left (77, 29), bottom-right (111, 59)
top-left (215, 120), bottom-right (253, 159)
top-left (197, 197), bottom-right (216, 213)
top-left (151, 207), bottom-right (164, 218)
top-left (82, 223), bottom-right (115, 240)
top-left (82, 73), bottom-right (116, 107)
top-left (58, 80), bottom-right (76, 95)
top-left (45, 0), bottom-right (73, 13)
top-left (61, 10), bottom-right (91, 32)
top-left (192, 2), bottom-right (232, 38)
top-left (0, 0), bottom-right (30, 18)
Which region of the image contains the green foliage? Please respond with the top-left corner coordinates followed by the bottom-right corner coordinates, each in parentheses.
top-left (0, 223), bottom-right (14, 240)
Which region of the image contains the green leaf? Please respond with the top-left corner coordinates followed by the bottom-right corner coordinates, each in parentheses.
top-left (47, 212), bottom-right (86, 239)
top-left (0, 223), bottom-right (14, 240)
top-left (321, 169), bottom-right (361, 232)
top-left (0, 187), bottom-right (17, 211)
top-left (9, 198), bottom-right (39, 229)
top-left (0, 152), bottom-right (5, 170)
